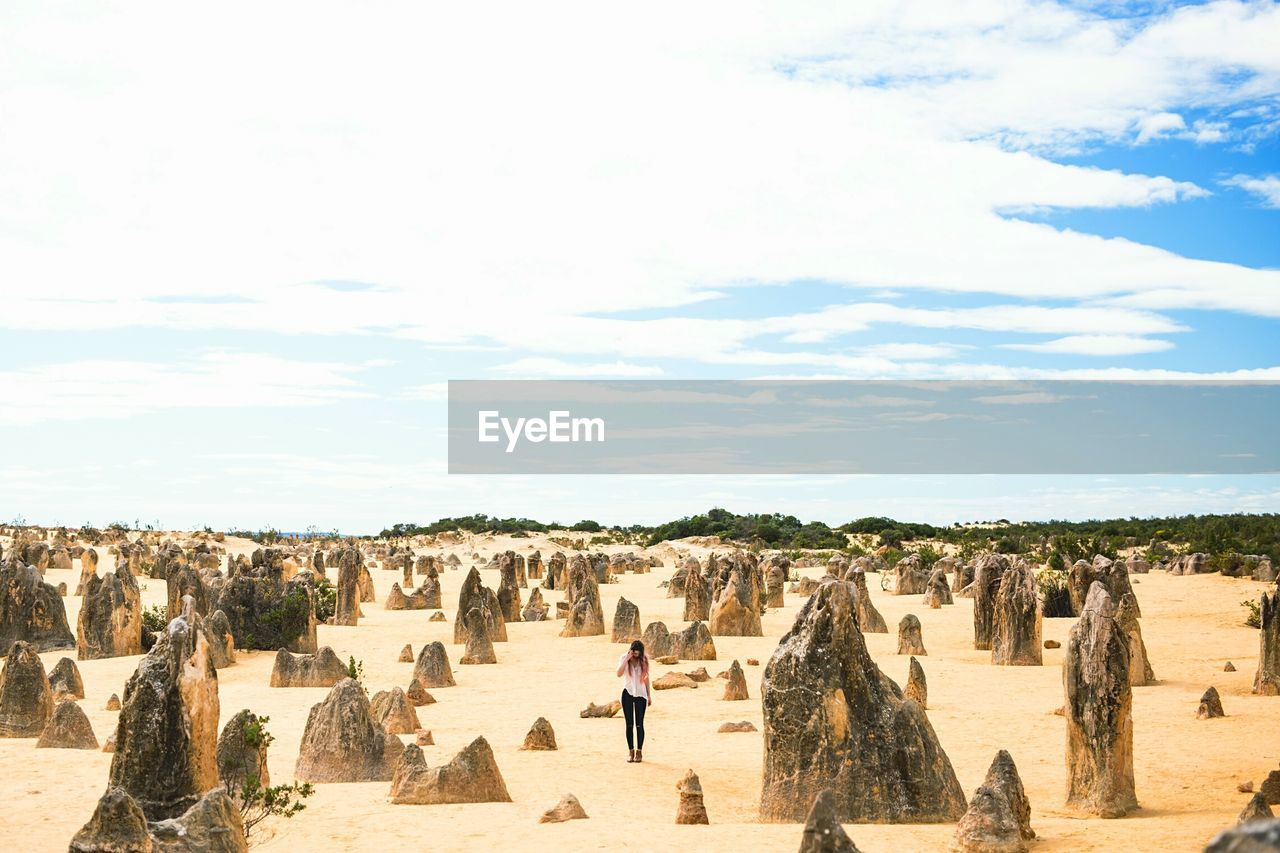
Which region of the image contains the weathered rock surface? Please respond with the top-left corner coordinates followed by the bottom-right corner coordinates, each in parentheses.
top-left (371, 687), bottom-right (421, 735)
top-left (419, 576), bottom-right (442, 610)
top-left (75, 548), bottom-right (99, 596)
top-left (459, 605), bottom-right (498, 664)
top-left (671, 621), bottom-right (717, 661)
top-left (1067, 559), bottom-right (1097, 616)
top-left (892, 555), bottom-right (929, 596)
top-left (953, 785), bottom-right (1027, 853)
top-left (49, 656), bottom-right (85, 700)
top-left (848, 570), bottom-right (888, 633)
top-left (540, 793), bottom-right (588, 823)
top-left (654, 672), bottom-right (698, 690)
top-left (923, 567), bottom-right (953, 609)
top-left (165, 561), bottom-right (208, 621)
top-left (676, 769), bottom-right (710, 825)
top-left (217, 709), bottom-right (270, 797)
top-left (611, 597), bottom-right (641, 644)
top-left (294, 678), bottom-right (402, 783)
top-left (453, 568), bottom-right (507, 644)
top-left (798, 788), bottom-right (861, 853)
top-left (388, 737), bottom-right (512, 804)
top-left (411, 641), bottom-right (455, 688)
top-left (334, 549), bottom-right (362, 627)
top-left (521, 587), bottom-right (549, 622)
top-left (384, 583), bottom-right (411, 611)
top-left (683, 566), bottom-right (711, 622)
top-left (269, 646), bottom-right (347, 688)
top-left (496, 554), bottom-right (523, 623)
top-left (991, 561), bottom-right (1042, 666)
top-left (69, 786), bottom-right (154, 853)
top-left (642, 622), bottom-right (672, 658)
top-left (764, 557), bottom-right (788, 610)
top-left (213, 574), bottom-right (317, 654)
top-left (521, 716), bottom-right (557, 750)
top-left (1263, 769), bottom-right (1280, 804)
top-left (897, 614), bottom-right (926, 656)
top-left (580, 700), bottom-right (621, 718)
top-left (1254, 593), bottom-right (1279, 696)
top-left (1198, 686), bottom-right (1226, 719)
top-left (905, 657), bottom-right (927, 709)
top-left (0, 562), bottom-right (75, 652)
top-left (1064, 583), bottom-right (1137, 818)
top-left (719, 721), bottom-right (757, 733)
top-left (109, 614), bottom-right (220, 821)
top-left (0, 640), bottom-right (53, 737)
top-left (1238, 792), bottom-right (1275, 825)
top-left (723, 659), bottom-right (749, 701)
top-left (559, 560), bottom-right (605, 639)
top-left (36, 699), bottom-right (98, 749)
top-left (406, 681), bottom-right (435, 707)
top-left (147, 786), bottom-right (248, 853)
top-left (77, 560), bottom-right (144, 660)
top-left (71, 784), bottom-right (250, 853)
top-left (760, 580), bottom-right (966, 823)
top-left (708, 570), bottom-right (762, 637)
top-left (398, 644), bottom-right (414, 663)
top-left (204, 610), bottom-right (236, 670)
top-left (1117, 592), bottom-right (1155, 686)
top-left (972, 555), bottom-right (1008, 651)
top-left (953, 750), bottom-right (1034, 851)
top-left (1205, 818), bottom-right (1280, 852)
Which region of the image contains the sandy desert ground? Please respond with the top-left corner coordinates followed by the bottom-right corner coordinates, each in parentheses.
top-left (3, 532), bottom-right (1276, 852)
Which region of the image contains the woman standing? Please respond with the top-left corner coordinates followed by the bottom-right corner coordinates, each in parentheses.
top-left (616, 639), bottom-right (652, 762)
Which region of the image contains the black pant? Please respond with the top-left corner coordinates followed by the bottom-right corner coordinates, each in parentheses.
top-left (621, 689), bottom-right (647, 750)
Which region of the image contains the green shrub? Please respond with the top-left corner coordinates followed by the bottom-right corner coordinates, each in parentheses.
top-left (141, 605), bottom-right (168, 633)
top-left (1036, 568), bottom-right (1072, 618)
top-left (1243, 599), bottom-right (1261, 629)
top-left (218, 714), bottom-right (313, 844)
top-left (911, 544), bottom-right (942, 571)
top-left (312, 577), bottom-right (336, 623)
top-left (880, 546), bottom-right (905, 567)
top-left (346, 656), bottom-right (366, 693)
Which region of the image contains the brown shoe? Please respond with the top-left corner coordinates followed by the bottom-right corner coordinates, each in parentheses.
top-left (635, 749), bottom-right (643, 763)
top-left (627, 749), bottom-right (636, 763)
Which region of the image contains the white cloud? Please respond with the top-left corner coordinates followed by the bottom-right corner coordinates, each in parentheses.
top-left (999, 334), bottom-right (1175, 355)
top-left (781, 302), bottom-right (1187, 338)
top-left (489, 358), bottom-right (664, 378)
top-left (1135, 112), bottom-right (1186, 144)
top-left (0, 353), bottom-right (373, 425)
top-left (1222, 173), bottom-right (1280, 208)
top-left (859, 342), bottom-right (965, 359)
top-left (0, 0), bottom-right (1276, 366)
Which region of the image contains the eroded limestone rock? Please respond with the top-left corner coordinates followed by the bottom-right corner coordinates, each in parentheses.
top-left (388, 737), bottom-right (512, 805)
top-left (760, 581), bottom-right (966, 823)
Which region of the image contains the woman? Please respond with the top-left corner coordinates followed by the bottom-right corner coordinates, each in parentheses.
top-left (616, 639), bottom-right (652, 763)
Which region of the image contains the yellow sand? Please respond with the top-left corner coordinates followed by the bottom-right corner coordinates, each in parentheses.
top-left (2, 533), bottom-right (1275, 852)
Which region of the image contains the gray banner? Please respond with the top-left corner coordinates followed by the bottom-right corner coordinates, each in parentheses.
top-left (447, 380), bottom-right (1279, 475)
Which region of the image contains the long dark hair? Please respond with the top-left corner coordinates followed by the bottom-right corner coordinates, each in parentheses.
top-left (627, 639), bottom-right (649, 678)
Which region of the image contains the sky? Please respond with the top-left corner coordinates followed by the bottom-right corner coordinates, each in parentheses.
top-left (0, 1), bottom-right (1278, 533)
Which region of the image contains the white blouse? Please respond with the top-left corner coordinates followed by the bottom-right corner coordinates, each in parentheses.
top-left (617, 652), bottom-right (652, 701)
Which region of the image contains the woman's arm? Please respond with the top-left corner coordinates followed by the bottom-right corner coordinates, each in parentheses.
top-left (616, 653), bottom-right (628, 677)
